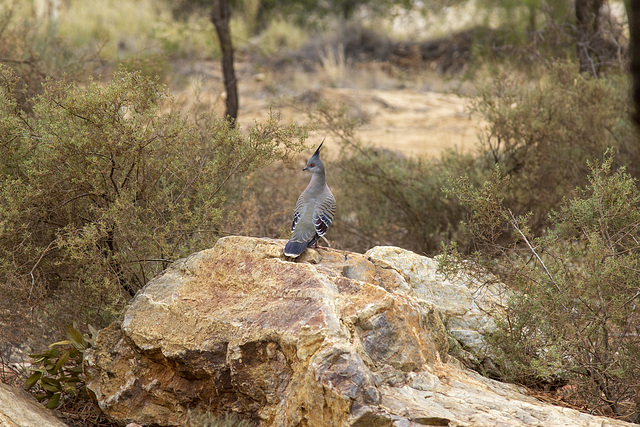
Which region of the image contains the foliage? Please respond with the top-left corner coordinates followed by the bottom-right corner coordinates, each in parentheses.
top-left (332, 147), bottom-right (475, 253)
top-left (283, 60), bottom-right (632, 256)
top-left (57, 0), bottom-right (162, 59)
top-left (257, 18), bottom-right (309, 55)
top-left (471, 60), bottom-right (635, 232)
top-left (186, 409), bottom-right (254, 427)
top-left (0, 66), bottom-right (306, 339)
top-left (443, 153), bottom-right (640, 422)
top-left (153, 13), bottom-right (221, 60)
top-left (0, 0), bottom-right (97, 112)
top-left (475, 0), bottom-right (572, 35)
top-left (26, 325), bottom-right (96, 409)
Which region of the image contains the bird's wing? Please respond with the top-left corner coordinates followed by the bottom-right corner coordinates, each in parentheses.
top-left (313, 191), bottom-right (336, 237)
top-left (290, 191), bottom-right (316, 244)
top-left (291, 193), bottom-right (306, 232)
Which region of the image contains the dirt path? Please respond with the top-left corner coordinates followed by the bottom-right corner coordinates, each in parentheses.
top-left (174, 60), bottom-right (482, 158)
top-left (320, 87), bottom-right (479, 157)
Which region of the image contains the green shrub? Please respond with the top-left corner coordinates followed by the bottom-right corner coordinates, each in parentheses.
top-left (0, 66), bottom-right (306, 341)
top-left (471, 61), bottom-right (635, 232)
top-left (0, 0), bottom-right (95, 112)
top-left (26, 325), bottom-right (95, 409)
top-left (332, 147), bottom-right (476, 254)
top-left (153, 13), bottom-right (221, 60)
top-left (443, 153), bottom-right (640, 422)
top-left (257, 18), bottom-right (309, 56)
top-left (291, 61), bottom-right (637, 257)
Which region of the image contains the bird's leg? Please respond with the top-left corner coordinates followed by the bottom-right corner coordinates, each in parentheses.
top-left (312, 236), bottom-right (331, 250)
top-left (312, 242), bottom-right (328, 250)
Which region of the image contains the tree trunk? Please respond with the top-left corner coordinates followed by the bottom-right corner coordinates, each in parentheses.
top-left (211, 0), bottom-right (238, 125)
top-left (629, 1), bottom-right (640, 129)
top-left (575, 0), bottom-right (604, 77)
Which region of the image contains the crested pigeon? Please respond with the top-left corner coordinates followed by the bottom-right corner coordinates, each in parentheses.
top-left (284, 141), bottom-right (336, 258)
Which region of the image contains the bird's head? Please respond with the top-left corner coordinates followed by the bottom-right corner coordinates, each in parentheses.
top-left (303, 139), bottom-right (325, 174)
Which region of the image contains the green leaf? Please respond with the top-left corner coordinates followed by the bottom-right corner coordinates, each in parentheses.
top-left (67, 326), bottom-right (84, 347)
top-left (45, 349), bottom-right (60, 358)
top-left (88, 324), bottom-right (98, 338)
top-left (29, 352), bottom-right (47, 359)
top-left (25, 372), bottom-right (42, 389)
top-left (70, 365), bottom-right (84, 374)
top-left (64, 383), bottom-right (78, 395)
top-left (40, 377), bottom-right (61, 392)
top-left (49, 340), bottom-right (72, 348)
top-left (45, 393), bottom-right (61, 409)
top-left (53, 351), bottom-right (70, 373)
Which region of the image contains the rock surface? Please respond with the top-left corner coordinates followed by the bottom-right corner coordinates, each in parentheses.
top-left (84, 236), bottom-right (633, 426)
top-left (0, 382), bottom-right (67, 427)
top-left (364, 246), bottom-right (507, 370)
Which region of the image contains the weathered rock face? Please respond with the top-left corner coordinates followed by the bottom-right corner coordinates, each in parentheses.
top-left (84, 237), bottom-right (633, 427)
top-left (0, 382), bottom-right (68, 427)
top-left (364, 246), bottom-right (507, 371)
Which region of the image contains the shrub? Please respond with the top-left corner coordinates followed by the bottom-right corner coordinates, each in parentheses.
top-left (0, 66), bottom-right (306, 343)
top-left (0, 0), bottom-right (95, 112)
top-left (333, 147), bottom-right (478, 254)
top-left (443, 153), bottom-right (640, 422)
top-left (257, 18), bottom-right (309, 56)
top-left (290, 61), bottom-right (637, 256)
top-left (26, 325), bottom-right (95, 409)
top-left (471, 60), bottom-right (635, 233)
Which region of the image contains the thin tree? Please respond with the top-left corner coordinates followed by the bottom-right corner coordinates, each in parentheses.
top-left (211, 0), bottom-right (238, 125)
top-left (575, 0), bottom-right (604, 77)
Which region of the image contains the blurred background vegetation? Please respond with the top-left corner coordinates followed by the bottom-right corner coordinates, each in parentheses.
top-left (1, 0), bottom-right (639, 424)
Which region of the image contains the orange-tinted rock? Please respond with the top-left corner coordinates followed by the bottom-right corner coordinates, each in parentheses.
top-left (84, 237), bottom-right (634, 427)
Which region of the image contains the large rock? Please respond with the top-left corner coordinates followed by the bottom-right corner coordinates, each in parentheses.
top-left (365, 246), bottom-right (507, 370)
top-left (0, 383), bottom-right (67, 427)
top-left (84, 236), bottom-right (632, 426)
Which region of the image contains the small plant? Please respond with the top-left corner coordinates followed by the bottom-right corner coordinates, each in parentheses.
top-left (186, 409), bottom-right (253, 427)
top-left (26, 325), bottom-right (96, 409)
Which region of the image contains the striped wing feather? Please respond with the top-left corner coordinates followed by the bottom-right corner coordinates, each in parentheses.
top-left (291, 194), bottom-right (305, 232)
top-left (313, 193), bottom-right (336, 236)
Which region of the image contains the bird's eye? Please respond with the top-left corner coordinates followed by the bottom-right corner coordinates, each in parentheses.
top-left (309, 163), bottom-right (315, 167)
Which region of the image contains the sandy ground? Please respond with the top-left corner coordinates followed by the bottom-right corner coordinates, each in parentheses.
top-left (317, 87), bottom-right (480, 157)
top-left (174, 60), bottom-right (482, 158)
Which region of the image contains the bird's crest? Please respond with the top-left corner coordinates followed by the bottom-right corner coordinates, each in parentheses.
top-left (313, 137), bottom-right (326, 158)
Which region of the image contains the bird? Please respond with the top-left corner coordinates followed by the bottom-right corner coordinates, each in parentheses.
top-left (284, 140), bottom-right (336, 258)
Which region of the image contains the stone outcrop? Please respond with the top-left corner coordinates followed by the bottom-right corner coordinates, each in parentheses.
top-left (84, 236), bottom-right (633, 426)
top-left (365, 246), bottom-right (507, 372)
top-left (0, 382), bottom-right (67, 427)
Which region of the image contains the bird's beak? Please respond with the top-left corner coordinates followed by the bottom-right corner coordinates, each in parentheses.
top-left (303, 166), bottom-right (308, 171)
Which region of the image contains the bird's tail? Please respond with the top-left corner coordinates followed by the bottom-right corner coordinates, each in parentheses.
top-left (284, 240), bottom-right (308, 258)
